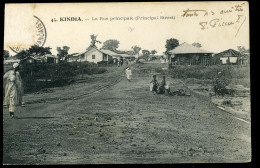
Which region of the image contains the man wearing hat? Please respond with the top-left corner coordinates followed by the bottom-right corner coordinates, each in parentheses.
top-left (3, 63), bottom-right (23, 118)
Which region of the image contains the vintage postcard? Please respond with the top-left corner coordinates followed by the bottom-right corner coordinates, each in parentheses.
top-left (3, 2), bottom-right (250, 164)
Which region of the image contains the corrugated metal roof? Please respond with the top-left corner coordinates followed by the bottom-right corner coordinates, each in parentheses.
top-left (168, 43), bottom-right (212, 54)
top-left (120, 54), bottom-right (136, 58)
top-left (44, 54), bottom-right (58, 58)
top-left (100, 49), bottom-right (120, 56)
top-left (214, 49), bottom-right (242, 57)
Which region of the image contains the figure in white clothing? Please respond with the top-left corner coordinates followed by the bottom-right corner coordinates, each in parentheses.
top-left (3, 63), bottom-right (23, 118)
top-left (125, 67), bottom-right (132, 81)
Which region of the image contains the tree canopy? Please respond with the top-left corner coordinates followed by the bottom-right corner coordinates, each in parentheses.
top-left (151, 50), bottom-right (157, 55)
top-left (192, 42), bottom-right (202, 48)
top-left (102, 39), bottom-right (120, 51)
top-left (15, 45), bottom-right (52, 60)
top-left (165, 38), bottom-right (179, 52)
top-left (237, 46), bottom-right (250, 55)
top-left (87, 34), bottom-right (101, 50)
top-left (4, 50), bottom-right (10, 60)
top-left (57, 46), bottom-right (70, 62)
top-left (28, 45), bottom-right (52, 56)
top-left (131, 45), bottom-right (142, 55)
top-left (142, 49), bottom-right (150, 56)
top-left (16, 50), bottom-right (29, 60)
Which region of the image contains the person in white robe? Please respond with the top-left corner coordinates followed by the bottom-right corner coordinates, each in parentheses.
top-left (3, 63), bottom-right (23, 118)
top-left (125, 67), bottom-right (132, 81)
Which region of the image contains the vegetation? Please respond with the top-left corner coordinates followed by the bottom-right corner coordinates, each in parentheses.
top-left (165, 38), bottom-right (179, 52)
top-left (4, 50), bottom-right (10, 60)
top-left (102, 39), bottom-right (120, 51)
top-left (16, 45), bottom-right (52, 60)
top-left (87, 34), bottom-right (101, 50)
top-left (57, 46), bottom-right (70, 62)
top-left (131, 45), bottom-right (141, 56)
top-left (18, 61), bottom-right (107, 93)
top-left (142, 49), bottom-right (150, 56)
top-left (151, 50), bottom-right (157, 55)
top-left (192, 42), bottom-right (202, 48)
top-left (169, 65), bottom-right (250, 88)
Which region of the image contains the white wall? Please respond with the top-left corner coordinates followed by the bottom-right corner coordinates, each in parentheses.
top-left (84, 49), bottom-right (103, 63)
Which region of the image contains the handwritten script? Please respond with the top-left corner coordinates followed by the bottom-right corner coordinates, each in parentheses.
top-left (181, 2), bottom-right (247, 37)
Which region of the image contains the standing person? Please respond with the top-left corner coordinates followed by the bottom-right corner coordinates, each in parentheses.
top-left (117, 59), bottom-right (121, 67)
top-left (3, 63), bottom-right (23, 118)
top-left (125, 67), bottom-right (132, 81)
top-left (150, 75), bottom-right (159, 93)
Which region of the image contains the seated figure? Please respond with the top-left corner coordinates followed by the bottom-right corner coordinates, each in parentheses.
top-left (150, 75), bottom-right (159, 93)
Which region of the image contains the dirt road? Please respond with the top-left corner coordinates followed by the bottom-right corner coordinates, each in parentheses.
top-left (3, 64), bottom-right (251, 164)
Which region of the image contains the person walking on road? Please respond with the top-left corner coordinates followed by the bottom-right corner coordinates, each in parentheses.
top-left (3, 63), bottom-right (23, 118)
top-left (125, 67), bottom-right (132, 81)
top-left (117, 59), bottom-right (121, 67)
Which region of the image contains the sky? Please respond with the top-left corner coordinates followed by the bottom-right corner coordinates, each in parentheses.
top-left (4, 2), bottom-right (249, 56)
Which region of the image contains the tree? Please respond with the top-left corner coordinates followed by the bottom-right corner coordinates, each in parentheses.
top-left (4, 50), bottom-right (10, 60)
top-left (16, 50), bottom-right (30, 60)
top-left (237, 46), bottom-right (250, 55)
top-left (28, 45), bottom-right (52, 56)
top-left (192, 42), bottom-right (202, 48)
top-left (57, 46), bottom-right (70, 62)
top-left (142, 50), bottom-right (150, 56)
top-left (165, 38), bottom-right (179, 52)
top-left (102, 39), bottom-right (120, 51)
top-left (87, 34), bottom-right (101, 50)
top-left (15, 45), bottom-right (52, 60)
top-left (151, 50), bottom-right (157, 55)
top-left (131, 45), bottom-right (142, 56)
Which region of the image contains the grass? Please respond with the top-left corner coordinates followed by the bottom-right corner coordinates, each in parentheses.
top-left (169, 65), bottom-right (250, 88)
top-left (133, 62), bottom-right (250, 89)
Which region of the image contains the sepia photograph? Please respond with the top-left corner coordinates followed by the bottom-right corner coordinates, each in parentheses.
top-left (3, 2), bottom-right (251, 164)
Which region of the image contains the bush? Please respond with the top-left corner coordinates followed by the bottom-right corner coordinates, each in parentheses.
top-left (169, 65), bottom-right (233, 81)
top-left (19, 61), bottom-right (106, 93)
top-left (222, 100), bottom-right (233, 106)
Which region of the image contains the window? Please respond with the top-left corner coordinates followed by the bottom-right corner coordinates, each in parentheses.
top-left (92, 55), bottom-right (95, 59)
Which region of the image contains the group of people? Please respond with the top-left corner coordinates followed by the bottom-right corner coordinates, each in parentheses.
top-left (3, 63), bottom-right (24, 118)
top-left (125, 68), bottom-right (168, 94)
top-left (150, 75), bottom-right (168, 94)
top-left (117, 59), bottom-right (124, 67)
top-left (118, 58), bottom-right (134, 67)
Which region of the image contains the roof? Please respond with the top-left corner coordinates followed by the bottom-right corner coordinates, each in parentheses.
top-left (214, 49), bottom-right (243, 57)
top-left (68, 53), bottom-right (84, 57)
top-left (100, 49), bottom-right (121, 56)
top-left (168, 43), bottom-right (213, 54)
top-left (4, 59), bottom-right (20, 63)
top-left (21, 56), bottom-right (42, 61)
top-left (120, 54), bottom-right (136, 58)
top-left (44, 54), bottom-right (58, 58)
top-left (83, 47), bottom-right (137, 57)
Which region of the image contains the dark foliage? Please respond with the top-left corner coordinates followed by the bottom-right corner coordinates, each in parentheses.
top-left (19, 62), bottom-right (106, 93)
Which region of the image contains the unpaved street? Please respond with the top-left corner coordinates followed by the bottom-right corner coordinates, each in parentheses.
top-left (3, 64), bottom-right (251, 164)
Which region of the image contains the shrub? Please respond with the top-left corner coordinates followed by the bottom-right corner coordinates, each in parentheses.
top-left (19, 61), bottom-right (106, 93)
top-left (222, 100), bottom-right (233, 107)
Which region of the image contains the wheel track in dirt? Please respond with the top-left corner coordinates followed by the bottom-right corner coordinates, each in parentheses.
top-left (24, 66), bottom-right (128, 104)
